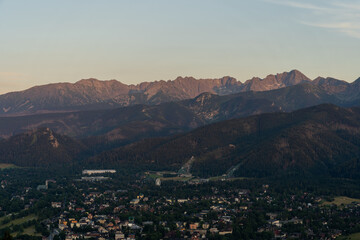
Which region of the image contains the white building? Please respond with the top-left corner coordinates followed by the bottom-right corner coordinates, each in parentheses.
top-left (155, 178), bottom-right (161, 186)
top-left (82, 169), bottom-right (116, 175)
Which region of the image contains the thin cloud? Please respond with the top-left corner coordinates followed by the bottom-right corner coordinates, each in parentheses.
top-left (303, 22), bottom-right (360, 30)
top-left (333, 2), bottom-right (360, 11)
top-left (263, 0), bottom-right (332, 12)
top-left (264, 0), bottom-right (360, 39)
top-left (340, 29), bottom-right (360, 39)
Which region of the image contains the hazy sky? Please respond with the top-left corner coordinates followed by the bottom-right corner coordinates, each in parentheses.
top-left (0, 0), bottom-right (360, 94)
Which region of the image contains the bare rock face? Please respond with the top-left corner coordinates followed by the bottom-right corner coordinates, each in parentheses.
top-left (241, 70), bottom-right (311, 92)
top-left (0, 76), bottom-right (242, 116)
top-left (312, 77), bottom-right (349, 95)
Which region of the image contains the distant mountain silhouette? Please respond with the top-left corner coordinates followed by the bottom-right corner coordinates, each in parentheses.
top-left (0, 70), bottom-right (325, 116)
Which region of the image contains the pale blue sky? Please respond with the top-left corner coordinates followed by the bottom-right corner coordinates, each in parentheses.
top-left (0, 0), bottom-right (359, 93)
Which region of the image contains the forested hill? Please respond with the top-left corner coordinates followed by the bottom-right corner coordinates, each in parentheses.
top-left (1, 104), bottom-right (360, 179)
top-left (88, 104), bottom-right (360, 178)
top-left (0, 128), bottom-right (86, 167)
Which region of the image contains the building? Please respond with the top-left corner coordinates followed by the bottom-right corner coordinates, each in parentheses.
top-left (51, 202), bottom-right (62, 208)
top-left (82, 169), bottom-right (116, 175)
top-left (155, 178), bottom-right (161, 186)
top-left (130, 199), bottom-right (140, 205)
top-left (115, 231), bottom-right (125, 240)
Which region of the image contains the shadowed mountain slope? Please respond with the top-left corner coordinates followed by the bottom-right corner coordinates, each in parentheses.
top-left (0, 128), bottom-right (87, 167)
top-left (0, 82), bottom-right (355, 141)
top-left (88, 104), bottom-right (360, 179)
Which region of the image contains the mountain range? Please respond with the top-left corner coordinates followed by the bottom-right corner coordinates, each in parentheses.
top-left (0, 70), bottom-right (313, 116)
top-left (0, 79), bottom-right (355, 140)
top-left (1, 69), bottom-right (360, 179)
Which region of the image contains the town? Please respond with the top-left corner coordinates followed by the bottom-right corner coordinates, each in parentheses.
top-left (1, 168), bottom-right (360, 240)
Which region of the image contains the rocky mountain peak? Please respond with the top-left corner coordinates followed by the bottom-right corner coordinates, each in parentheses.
top-left (241, 70), bottom-right (310, 92)
top-left (1, 70), bottom-right (352, 116)
top-left (284, 69), bottom-right (311, 85)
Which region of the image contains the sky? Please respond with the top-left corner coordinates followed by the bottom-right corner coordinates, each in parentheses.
top-left (0, 0), bottom-right (360, 94)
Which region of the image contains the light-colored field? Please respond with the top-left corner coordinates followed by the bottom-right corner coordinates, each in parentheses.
top-left (11, 226), bottom-right (41, 237)
top-left (0, 163), bottom-right (17, 169)
top-left (322, 196), bottom-right (360, 206)
top-left (337, 232), bottom-right (360, 240)
top-left (0, 214), bottom-right (37, 229)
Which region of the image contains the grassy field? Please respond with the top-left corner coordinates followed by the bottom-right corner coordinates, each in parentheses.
top-left (11, 226), bottom-right (41, 237)
top-left (0, 215), bottom-right (9, 224)
top-left (0, 163), bottom-right (17, 170)
top-left (148, 173), bottom-right (162, 179)
top-left (337, 232), bottom-right (360, 240)
top-left (322, 196), bottom-right (360, 206)
top-left (0, 214), bottom-right (40, 237)
top-left (0, 214), bottom-right (37, 229)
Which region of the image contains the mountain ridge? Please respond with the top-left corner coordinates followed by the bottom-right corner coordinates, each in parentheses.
top-left (0, 81), bottom-right (356, 140)
top-left (1, 104), bottom-right (360, 179)
top-left (0, 69), bottom-right (341, 116)
top-left (87, 104), bottom-right (360, 179)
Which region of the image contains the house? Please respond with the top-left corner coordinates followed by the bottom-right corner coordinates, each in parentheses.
top-left (268, 219), bottom-right (282, 227)
top-left (58, 223), bottom-right (68, 230)
top-left (115, 231), bottom-right (125, 240)
top-left (155, 178), bottom-right (161, 186)
top-left (266, 213), bottom-right (278, 220)
top-left (37, 184), bottom-right (47, 191)
top-left (51, 202), bottom-right (62, 208)
top-left (189, 223), bottom-right (198, 230)
top-left (130, 198), bottom-right (140, 205)
top-left (219, 230), bottom-right (233, 235)
top-left (202, 223), bottom-right (210, 229)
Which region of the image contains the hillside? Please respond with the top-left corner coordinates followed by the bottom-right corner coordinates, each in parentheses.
top-left (88, 104), bottom-right (360, 179)
top-left (0, 102), bottom-right (205, 144)
top-left (0, 128), bottom-right (87, 167)
top-left (1, 104), bottom-right (360, 178)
